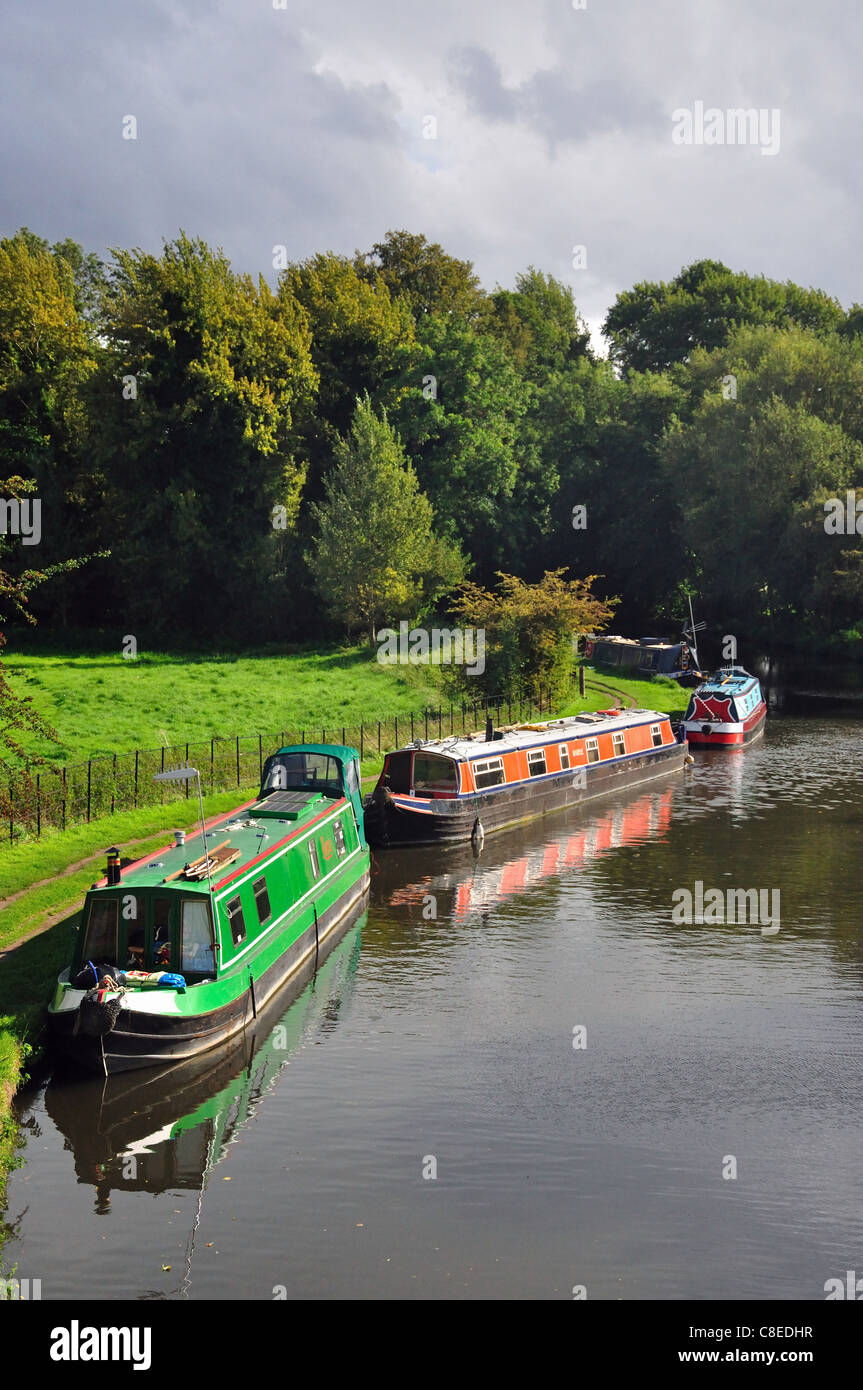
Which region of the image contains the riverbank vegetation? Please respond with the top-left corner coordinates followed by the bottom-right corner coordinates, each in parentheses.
top-left (1, 229), bottom-right (861, 658)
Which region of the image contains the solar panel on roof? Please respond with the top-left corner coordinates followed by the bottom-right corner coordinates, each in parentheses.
top-left (253, 791), bottom-right (315, 818)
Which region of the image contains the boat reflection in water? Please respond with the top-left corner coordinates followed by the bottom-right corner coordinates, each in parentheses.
top-left (45, 896), bottom-right (367, 1215)
top-left (374, 785), bottom-right (674, 921)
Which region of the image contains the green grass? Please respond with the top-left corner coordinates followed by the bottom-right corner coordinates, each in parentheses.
top-left (3, 642), bottom-right (690, 768)
top-left (3, 643), bottom-right (444, 764)
top-left (564, 668), bottom-right (690, 716)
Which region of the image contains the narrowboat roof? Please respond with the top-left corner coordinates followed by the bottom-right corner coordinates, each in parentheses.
top-left (390, 708), bottom-right (671, 764)
top-left (696, 667), bottom-right (760, 695)
top-left (594, 635), bottom-right (680, 651)
top-left (89, 789), bottom-right (339, 895)
top-left (273, 743), bottom-right (358, 762)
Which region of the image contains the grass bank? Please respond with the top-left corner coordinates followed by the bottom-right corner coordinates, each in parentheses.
top-left (3, 643), bottom-right (442, 764)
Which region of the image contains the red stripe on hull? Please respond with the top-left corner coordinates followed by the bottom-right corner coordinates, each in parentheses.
top-left (684, 702), bottom-right (767, 747)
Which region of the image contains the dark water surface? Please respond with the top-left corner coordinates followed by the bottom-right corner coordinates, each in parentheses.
top-left (6, 715), bottom-right (863, 1300)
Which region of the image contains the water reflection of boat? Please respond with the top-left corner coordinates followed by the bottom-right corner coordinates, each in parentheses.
top-left (44, 900), bottom-right (366, 1213)
top-left (373, 786), bottom-right (674, 921)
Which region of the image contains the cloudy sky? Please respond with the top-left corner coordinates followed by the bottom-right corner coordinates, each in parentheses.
top-left (2, 0), bottom-right (861, 346)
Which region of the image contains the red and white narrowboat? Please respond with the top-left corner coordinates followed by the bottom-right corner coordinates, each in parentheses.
top-left (364, 708), bottom-right (688, 847)
top-left (679, 667), bottom-right (767, 748)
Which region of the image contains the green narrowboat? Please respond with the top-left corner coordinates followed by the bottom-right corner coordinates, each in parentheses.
top-left (47, 745), bottom-right (370, 1074)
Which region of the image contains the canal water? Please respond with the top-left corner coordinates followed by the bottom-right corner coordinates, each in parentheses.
top-left (4, 713), bottom-right (863, 1300)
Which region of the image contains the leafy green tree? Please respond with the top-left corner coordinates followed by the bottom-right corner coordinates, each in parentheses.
top-left (390, 313), bottom-right (531, 577)
top-left (93, 233), bottom-right (318, 636)
top-left (486, 268), bottom-right (590, 379)
top-left (355, 229), bottom-right (486, 322)
top-left (660, 326), bottom-right (863, 638)
top-left (307, 396), bottom-right (464, 643)
top-left (604, 259), bottom-right (845, 374)
top-left (281, 253), bottom-right (413, 437)
top-left (0, 232), bottom-right (101, 624)
top-left (448, 569), bottom-right (617, 705)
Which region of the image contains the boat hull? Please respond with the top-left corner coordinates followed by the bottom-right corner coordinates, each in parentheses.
top-left (364, 739), bottom-right (687, 847)
top-left (681, 701), bottom-right (767, 748)
top-left (48, 864), bottom-right (370, 1074)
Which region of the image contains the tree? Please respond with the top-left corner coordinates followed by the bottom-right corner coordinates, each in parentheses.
top-left (389, 313), bottom-right (531, 577)
top-left (660, 326), bottom-right (863, 638)
top-left (306, 396), bottom-right (464, 643)
top-left (92, 232), bottom-right (318, 636)
top-left (487, 268), bottom-right (591, 379)
top-left (448, 569), bottom-right (617, 705)
top-left (603, 259), bottom-right (845, 374)
top-left (0, 231), bottom-right (100, 625)
top-left (280, 252), bottom-right (413, 438)
top-left (355, 229), bottom-right (486, 322)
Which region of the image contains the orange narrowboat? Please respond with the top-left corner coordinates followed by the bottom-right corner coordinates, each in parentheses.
top-left (364, 708), bottom-right (687, 847)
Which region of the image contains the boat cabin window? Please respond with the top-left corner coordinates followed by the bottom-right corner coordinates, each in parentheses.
top-left (382, 752), bottom-right (412, 794)
top-left (82, 897), bottom-right (119, 964)
top-left (474, 757), bottom-right (504, 789)
top-left (261, 752), bottom-right (343, 798)
top-left (334, 819), bottom-right (346, 857)
top-left (153, 896), bottom-right (172, 969)
top-left (181, 900), bottom-right (216, 975)
top-left (612, 732), bottom-right (626, 757)
top-left (651, 724), bottom-right (663, 747)
top-left (125, 893), bottom-right (145, 967)
top-left (253, 876), bottom-right (271, 925)
top-left (226, 895), bottom-right (246, 946)
top-left (413, 753), bottom-right (457, 793)
top-left (309, 841), bottom-right (320, 878)
top-left (527, 749), bottom-right (547, 777)
top-left (586, 738), bottom-right (600, 764)
top-left (560, 744), bottom-right (570, 770)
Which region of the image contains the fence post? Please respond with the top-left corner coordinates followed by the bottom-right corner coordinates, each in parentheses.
top-left (236, 736), bottom-right (240, 788)
top-left (360, 722), bottom-right (364, 761)
top-left (36, 773), bottom-right (41, 839)
top-left (411, 712), bottom-right (414, 741)
top-left (87, 760), bottom-right (92, 823)
top-left (424, 709), bottom-right (429, 740)
top-left (185, 743), bottom-right (190, 797)
top-left (395, 716), bottom-right (398, 747)
top-left (111, 753), bottom-right (117, 814)
top-left (134, 750), bottom-right (139, 807)
top-left (438, 707), bottom-right (442, 738)
top-left (450, 703), bottom-right (453, 734)
top-left (258, 734), bottom-right (263, 781)
top-left (377, 721), bottom-right (381, 753)
top-left (342, 726), bottom-right (345, 746)
top-left (211, 738), bottom-right (214, 792)
top-left (61, 767), bottom-right (67, 831)
top-left (579, 664), bottom-right (586, 697)
top-left (8, 782), bottom-right (13, 845)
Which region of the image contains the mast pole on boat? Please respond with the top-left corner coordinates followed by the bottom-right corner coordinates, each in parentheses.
top-left (686, 593), bottom-right (703, 671)
top-left (194, 767), bottom-right (214, 899)
top-left (153, 763), bottom-right (214, 897)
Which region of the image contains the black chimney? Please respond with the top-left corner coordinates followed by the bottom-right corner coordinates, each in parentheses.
top-left (485, 716), bottom-right (493, 742)
top-left (106, 847), bottom-right (121, 885)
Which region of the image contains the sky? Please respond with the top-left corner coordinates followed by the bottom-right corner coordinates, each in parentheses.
top-left (2, 0), bottom-right (861, 349)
